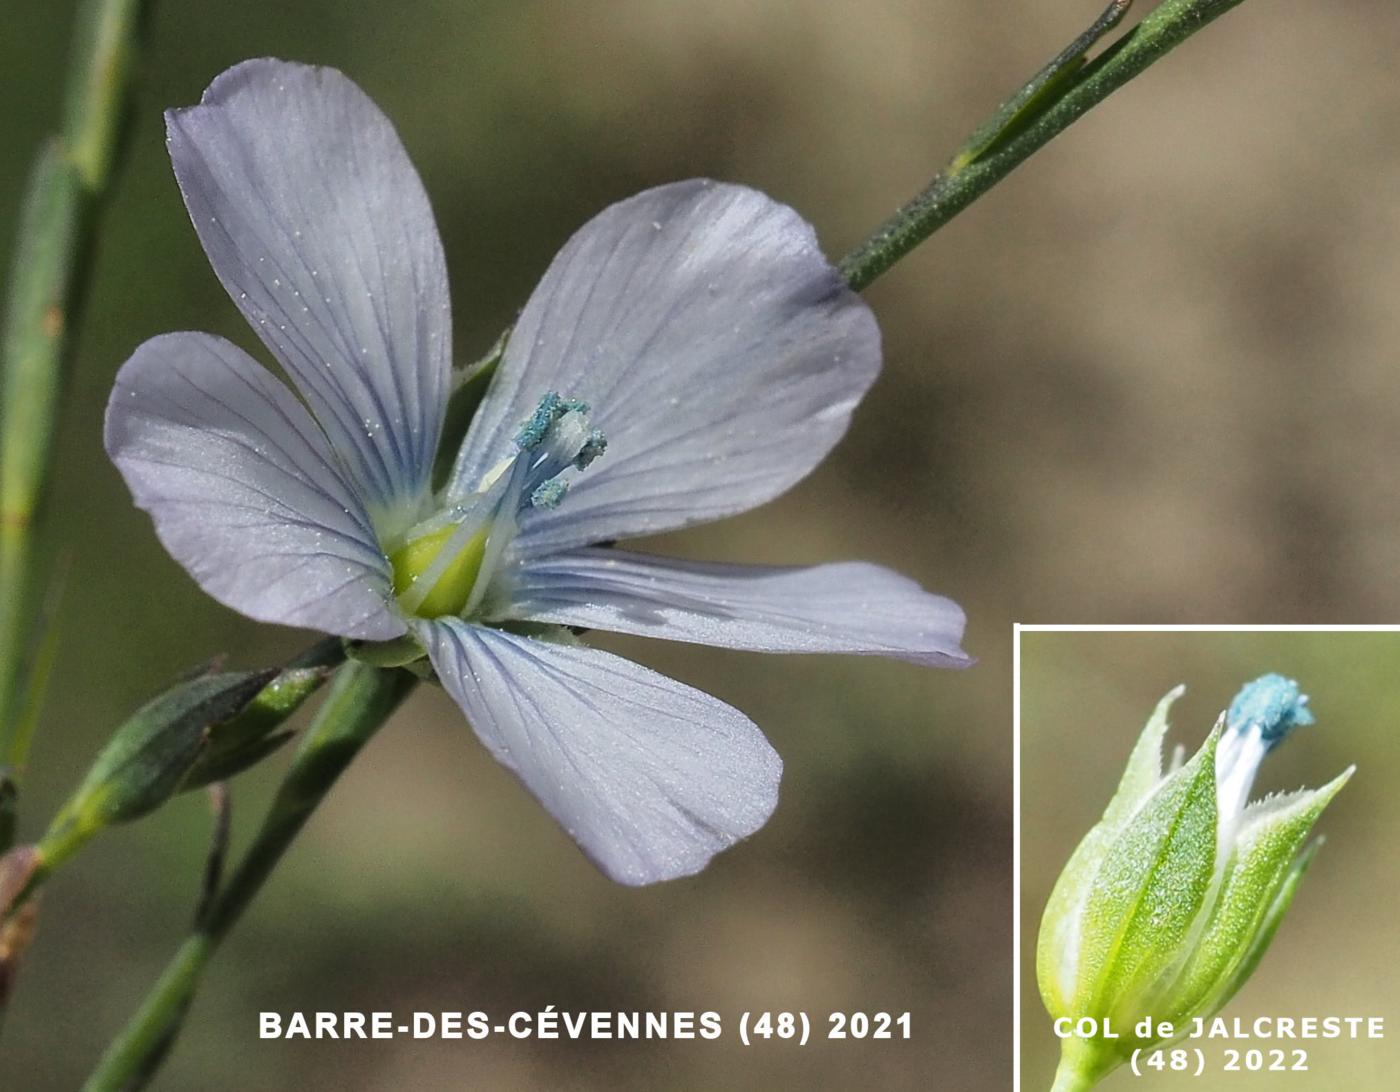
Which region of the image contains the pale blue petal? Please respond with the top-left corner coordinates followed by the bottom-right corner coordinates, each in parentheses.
top-left (447, 180), bottom-right (879, 554)
top-left (502, 547), bottom-right (971, 667)
top-left (421, 618), bottom-right (781, 885)
top-left (166, 59), bottom-right (451, 533)
top-left (106, 332), bottom-right (405, 640)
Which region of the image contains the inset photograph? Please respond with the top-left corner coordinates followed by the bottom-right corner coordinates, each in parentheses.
top-left (1018, 627), bottom-right (1400, 1090)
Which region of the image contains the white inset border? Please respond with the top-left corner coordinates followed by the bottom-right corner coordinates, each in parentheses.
top-left (1011, 622), bottom-right (1397, 1091)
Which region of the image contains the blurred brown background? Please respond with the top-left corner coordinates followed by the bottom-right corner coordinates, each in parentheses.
top-left (1, 0), bottom-right (1397, 1088)
top-left (1021, 632), bottom-right (1400, 1089)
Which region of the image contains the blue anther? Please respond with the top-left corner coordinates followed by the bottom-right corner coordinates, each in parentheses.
top-left (514, 392), bottom-right (563, 450)
top-left (530, 479), bottom-right (569, 509)
top-left (1227, 673), bottom-right (1315, 747)
top-left (514, 392), bottom-right (593, 450)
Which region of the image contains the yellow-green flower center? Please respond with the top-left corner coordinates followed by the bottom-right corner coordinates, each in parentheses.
top-left (389, 522), bottom-right (488, 618)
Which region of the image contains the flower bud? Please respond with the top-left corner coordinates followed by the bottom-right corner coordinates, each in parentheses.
top-left (1036, 675), bottom-right (1352, 1090)
top-left (37, 660), bottom-right (331, 871)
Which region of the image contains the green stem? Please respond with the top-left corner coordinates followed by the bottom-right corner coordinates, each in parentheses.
top-left (0, 0), bottom-right (147, 772)
top-left (80, 933), bottom-right (212, 1090)
top-left (1050, 1060), bottom-right (1100, 1092)
top-left (82, 661), bottom-right (415, 1092)
top-left (838, 0), bottom-right (1248, 290)
top-left (63, 0), bottom-right (148, 193)
top-left (1049, 1035), bottom-right (1121, 1092)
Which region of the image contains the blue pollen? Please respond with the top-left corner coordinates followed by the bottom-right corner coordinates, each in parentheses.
top-left (576, 429), bottom-right (608, 469)
top-left (1227, 673), bottom-right (1315, 747)
top-left (531, 479), bottom-right (569, 509)
top-left (514, 391), bottom-right (590, 450)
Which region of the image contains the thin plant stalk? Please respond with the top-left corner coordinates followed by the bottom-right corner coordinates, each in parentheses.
top-left (839, 0), bottom-right (1248, 291)
top-left (0, 0), bottom-right (148, 776)
top-left (81, 661), bottom-right (415, 1092)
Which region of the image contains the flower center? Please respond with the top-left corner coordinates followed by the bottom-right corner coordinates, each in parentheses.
top-left (390, 391), bottom-right (605, 621)
top-left (390, 521), bottom-right (488, 618)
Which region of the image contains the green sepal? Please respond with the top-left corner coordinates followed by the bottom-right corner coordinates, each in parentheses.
top-left (1075, 724), bottom-right (1220, 1025)
top-left (178, 638), bottom-right (343, 791)
top-left (1037, 685), bottom-right (1184, 1017)
top-left (345, 634), bottom-right (427, 669)
top-left (177, 666), bottom-right (330, 792)
top-left (1211, 837), bottom-right (1319, 1008)
top-left (1104, 685), bottom-right (1184, 827)
top-left (44, 646), bottom-right (344, 851)
top-left (1168, 768), bottom-right (1353, 1023)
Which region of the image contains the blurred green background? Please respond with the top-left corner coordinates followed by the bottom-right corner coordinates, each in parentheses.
top-left (1, 0), bottom-right (1398, 1088)
top-left (1020, 632), bottom-right (1400, 1088)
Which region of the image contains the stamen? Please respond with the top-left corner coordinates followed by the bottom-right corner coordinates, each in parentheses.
top-left (531, 480), bottom-right (568, 509)
top-left (515, 391), bottom-right (590, 450)
top-left (1226, 673), bottom-right (1313, 750)
top-left (1215, 673), bottom-right (1315, 847)
top-left (509, 392), bottom-right (607, 513)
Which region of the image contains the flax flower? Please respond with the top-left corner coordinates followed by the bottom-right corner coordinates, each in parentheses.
top-left (106, 60), bottom-right (969, 885)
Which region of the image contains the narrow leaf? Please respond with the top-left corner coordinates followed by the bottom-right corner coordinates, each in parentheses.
top-left (952, 0), bottom-right (1134, 170)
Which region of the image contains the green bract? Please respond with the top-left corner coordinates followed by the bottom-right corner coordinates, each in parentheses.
top-left (1037, 680), bottom-right (1352, 1091)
